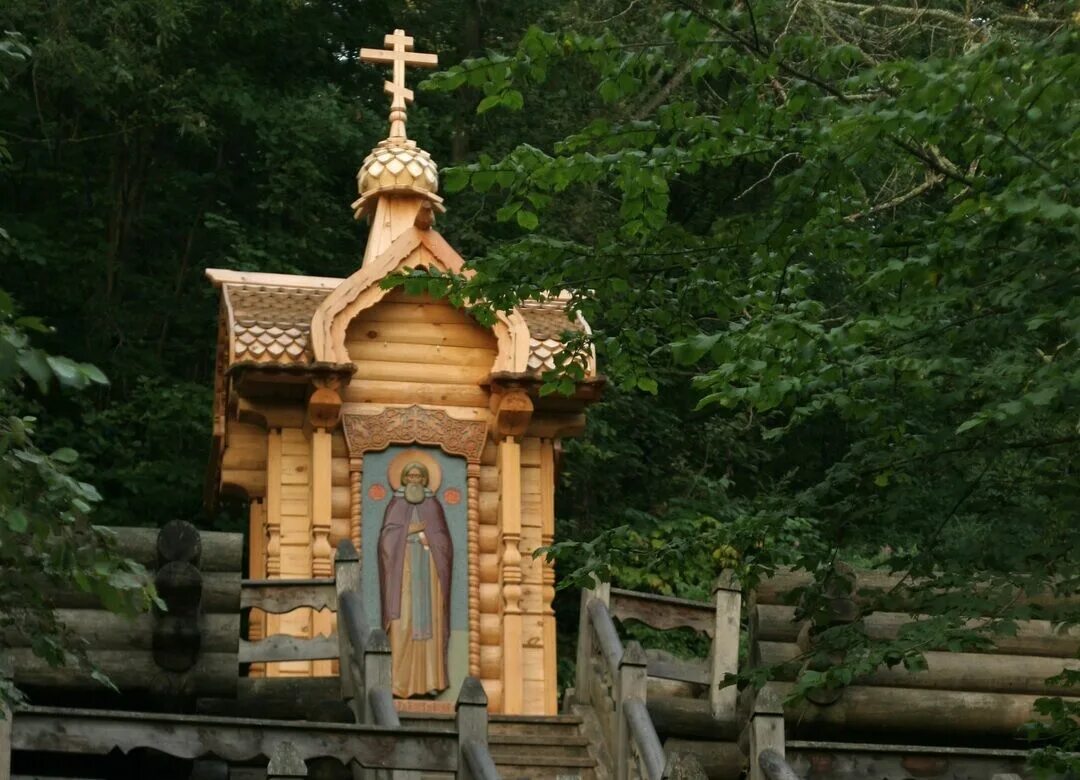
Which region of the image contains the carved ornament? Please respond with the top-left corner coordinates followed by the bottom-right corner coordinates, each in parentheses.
top-left (343, 405), bottom-right (486, 463)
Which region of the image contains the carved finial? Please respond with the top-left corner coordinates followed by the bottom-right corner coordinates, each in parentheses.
top-left (456, 675), bottom-right (489, 707)
top-left (360, 29), bottom-right (438, 140)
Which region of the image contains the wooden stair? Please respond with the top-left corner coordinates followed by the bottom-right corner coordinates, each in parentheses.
top-left (401, 712), bottom-right (600, 780)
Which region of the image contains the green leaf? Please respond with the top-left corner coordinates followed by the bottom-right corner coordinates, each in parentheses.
top-left (477, 95), bottom-right (502, 114)
top-left (79, 363), bottom-right (108, 386)
top-left (5, 508), bottom-right (29, 533)
top-left (443, 168), bottom-right (470, 194)
top-left (502, 90), bottom-right (524, 111)
top-left (45, 356), bottom-right (88, 390)
top-left (516, 209), bottom-right (539, 230)
top-left (51, 447), bottom-right (79, 464)
top-left (16, 349), bottom-right (51, 393)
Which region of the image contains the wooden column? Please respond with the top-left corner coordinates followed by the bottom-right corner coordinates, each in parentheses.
top-left (491, 388), bottom-right (532, 715)
top-left (349, 456), bottom-right (363, 551)
top-left (248, 499), bottom-right (267, 678)
top-left (499, 435), bottom-right (523, 713)
top-left (266, 430), bottom-right (283, 578)
top-left (265, 429), bottom-right (284, 674)
top-left (310, 426), bottom-right (334, 677)
top-left (710, 572), bottom-right (741, 718)
top-left (467, 462), bottom-right (481, 679)
top-left (539, 438), bottom-right (557, 715)
top-left (311, 429), bottom-right (334, 578)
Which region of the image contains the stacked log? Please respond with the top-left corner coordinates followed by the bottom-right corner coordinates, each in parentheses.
top-left (7, 522), bottom-right (242, 698)
top-left (748, 569), bottom-right (1080, 739)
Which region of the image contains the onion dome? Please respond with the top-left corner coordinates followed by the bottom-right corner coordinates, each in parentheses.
top-left (352, 30), bottom-right (444, 219)
top-left (352, 137), bottom-right (443, 219)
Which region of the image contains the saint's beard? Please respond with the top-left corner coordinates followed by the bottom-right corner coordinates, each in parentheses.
top-left (404, 483), bottom-right (427, 504)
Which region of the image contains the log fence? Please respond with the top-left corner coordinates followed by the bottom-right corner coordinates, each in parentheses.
top-left (597, 568), bottom-right (1080, 777)
top-left (0, 533), bottom-right (500, 780)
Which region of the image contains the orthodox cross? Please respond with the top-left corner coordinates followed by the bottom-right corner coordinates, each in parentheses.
top-left (360, 29), bottom-right (438, 139)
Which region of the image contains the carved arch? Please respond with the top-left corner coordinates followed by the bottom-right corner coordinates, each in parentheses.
top-left (342, 405), bottom-right (486, 463)
top-left (310, 227), bottom-right (530, 372)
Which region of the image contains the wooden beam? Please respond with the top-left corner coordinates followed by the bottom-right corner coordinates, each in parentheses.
top-left (241, 580), bottom-right (337, 613)
top-left (239, 634), bottom-right (340, 664)
top-left (11, 706), bottom-right (459, 771)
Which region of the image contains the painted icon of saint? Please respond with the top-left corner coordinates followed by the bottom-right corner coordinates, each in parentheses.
top-left (377, 461), bottom-right (453, 697)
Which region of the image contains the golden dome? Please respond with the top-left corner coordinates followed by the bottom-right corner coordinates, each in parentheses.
top-left (352, 138), bottom-right (443, 219)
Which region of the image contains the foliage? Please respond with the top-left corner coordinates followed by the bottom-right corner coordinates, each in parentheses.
top-left (0, 288), bottom-right (156, 706)
top-left (419, 0), bottom-right (1080, 758)
top-left (1, 0), bottom-right (1078, 762)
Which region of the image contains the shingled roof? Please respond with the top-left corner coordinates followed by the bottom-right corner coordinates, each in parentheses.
top-left (214, 272), bottom-right (593, 377)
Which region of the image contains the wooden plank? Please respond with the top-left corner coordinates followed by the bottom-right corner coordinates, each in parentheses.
top-left (345, 321), bottom-right (496, 349)
top-left (351, 300), bottom-right (480, 325)
top-left (611, 589), bottom-right (713, 635)
top-left (280, 454), bottom-right (310, 485)
top-left (648, 658), bottom-right (710, 686)
top-left (241, 580), bottom-right (337, 613)
top-left (239, 634), bottom-right (339, 664)
top-left (343, 381), bottom-right (489, 408)
top-left (346, 340), bottom-right (496, 367)
top-left (353, 360), bottom-right (490, 385)
top-left (11, 706), bottom-right (459, 771)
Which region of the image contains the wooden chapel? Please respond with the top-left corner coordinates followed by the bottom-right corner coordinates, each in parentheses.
top-left (204, 30), bottom-right (601, 716)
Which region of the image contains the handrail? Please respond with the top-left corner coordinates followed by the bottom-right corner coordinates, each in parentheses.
top-left (369, 686), bottom-right (400, 727)
top-left (624, 698), bottom-right (665, 780)
top-left (588, 597), bottom-right (624, 679)
top-left (758, 749), bottom-right (800, 780)
top-left (333, 541), bottom-right (500, 780)
top-left (579, 586), bottom-right (710, 780)
top-left (340, 590), bottom-right (373, 661)
top-left (463, 738), bottom-right (500, 780)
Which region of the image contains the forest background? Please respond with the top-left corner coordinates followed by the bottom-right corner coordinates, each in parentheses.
top-left (0, 0), bottom-right (1078, 762)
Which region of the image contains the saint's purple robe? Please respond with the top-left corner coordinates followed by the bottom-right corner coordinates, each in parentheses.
top-left (377, 491), bottom-right (453, 668)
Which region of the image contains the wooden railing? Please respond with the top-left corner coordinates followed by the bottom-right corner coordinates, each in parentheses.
top-left (576, 583), bottom-right (707, 780)
top-left (332, 539), bottom-right (499, 780)
top-left (1, 539), bottom-right (500, 780)
top-left (609, 575), bottom-right (741, 719)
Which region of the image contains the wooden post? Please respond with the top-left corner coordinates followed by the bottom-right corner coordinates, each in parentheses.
top-left (747, 685), bottom-right (785, 780)
top-left (617, 641), bottom-right (648, 780)
top-left (539, 439), bottom-right (558, 715)
top-left (363, 629), bottom-right (392, 726)
top-left (335, 540), bottom-right (362, 718)
top-left (499, 435), bottom-right (524, 713)
top-left (710, 572), bottom-right (741, 719)
top-left (456, 677), bottom-right (489, 780)
top-left (575, 580), bottom-right (610, 705)
top-left (267, 742), bottom-right (308, 778)
top-left (349, 456), bottom-right (363, 551)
